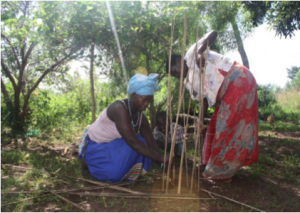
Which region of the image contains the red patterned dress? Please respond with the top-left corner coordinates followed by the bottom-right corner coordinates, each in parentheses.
top-left (202, 62), bottom-right (259, 180)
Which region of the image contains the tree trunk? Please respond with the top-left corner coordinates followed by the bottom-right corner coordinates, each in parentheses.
top-left (90, 43), bottom-right (96, 122)
top-left (1, 77), bottom-right (11, 105)
top-left (231, 18), bottom-right (250, 69)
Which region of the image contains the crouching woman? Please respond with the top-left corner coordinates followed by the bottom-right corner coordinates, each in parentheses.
top-left (78, 73), bottom-right (167, 183)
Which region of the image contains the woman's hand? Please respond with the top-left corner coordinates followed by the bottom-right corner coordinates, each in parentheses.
top-left (196, 55), bottom-right (206, 70)
top-left (195, 119), bottom-right (207, 136)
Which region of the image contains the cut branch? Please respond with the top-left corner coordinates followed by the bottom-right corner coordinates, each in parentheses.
top-left (64, 175), bottom-right (146, 195)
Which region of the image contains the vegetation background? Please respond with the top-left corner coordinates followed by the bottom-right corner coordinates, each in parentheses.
top-left (1, 1), bottom-right (300, 212)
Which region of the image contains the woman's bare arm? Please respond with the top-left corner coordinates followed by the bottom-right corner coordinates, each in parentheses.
top-left (198, 30), bottom-right (218, 55)
top-left (139, 113), bottom-right (161, 154)
top-left (107, 101), bottom-right (165, 162)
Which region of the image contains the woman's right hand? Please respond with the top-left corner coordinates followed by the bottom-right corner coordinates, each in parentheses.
top-left (195, 119), bottom-right (207, 136)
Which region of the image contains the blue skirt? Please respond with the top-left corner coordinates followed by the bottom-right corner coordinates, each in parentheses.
top-left (79, 134), bottom-right (152, 183)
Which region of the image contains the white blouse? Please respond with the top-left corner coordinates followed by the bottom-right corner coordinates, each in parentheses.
top-left (184, 34), bottom-right (234, 107)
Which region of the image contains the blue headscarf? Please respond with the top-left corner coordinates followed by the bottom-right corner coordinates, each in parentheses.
top-left (127, 73), bottom-right (159, 96)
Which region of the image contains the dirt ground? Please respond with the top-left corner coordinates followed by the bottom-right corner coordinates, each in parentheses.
top-left (1, 130), bottom-right (300, 212)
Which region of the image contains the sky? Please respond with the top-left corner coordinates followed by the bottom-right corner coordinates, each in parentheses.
top-left (226, 23), bottom-right (300, 88)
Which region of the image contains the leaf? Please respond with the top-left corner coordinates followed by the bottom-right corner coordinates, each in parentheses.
top-left (86, 6), bottom-right (93, 11)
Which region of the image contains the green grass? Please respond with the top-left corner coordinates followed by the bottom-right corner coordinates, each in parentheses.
top-left (259, 121), bottom-right (300, 131)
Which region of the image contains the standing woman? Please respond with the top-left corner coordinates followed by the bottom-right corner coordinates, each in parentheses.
top-left (79, 73), bottom-right (167, 183)
top-left (167, 31), bottom-right (259, 185)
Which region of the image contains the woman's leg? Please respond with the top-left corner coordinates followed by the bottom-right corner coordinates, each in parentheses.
top-left (83, 135), bottom-right (152, 183)
top-left (202, 63), bottom-right (259, 181)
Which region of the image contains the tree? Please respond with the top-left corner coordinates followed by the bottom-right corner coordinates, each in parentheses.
top-left (100, 1), bottom-right (197, 129)
top-left (257, 84), bottom-right (277, 108)
top-left (286, 68), bottom-right (300, 91)
top-left (242, 1), bottom-right (300, 38)
top-left (287, 66), bottom-right (300, 80)
top-left (1, 1), bottom-right (83, 134)
top-left (201, 1), bottom-right (252, 69)
top-left (67, 1), bottom-right (118, 122)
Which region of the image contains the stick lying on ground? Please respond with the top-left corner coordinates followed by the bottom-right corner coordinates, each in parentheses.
top-left (64, 175), bottom-right (147, 195)
top-left (200, 189), bottom-right (265, 212)
top-left (68, 191), bottom-right (219, 200)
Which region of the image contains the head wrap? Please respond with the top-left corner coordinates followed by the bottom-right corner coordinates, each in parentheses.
top-left (127, 73), bottom-right (159, 96)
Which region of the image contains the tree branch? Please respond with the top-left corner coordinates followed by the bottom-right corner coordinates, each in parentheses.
top-left (1, 33), bottom-right (22, 71)
top-left (1, 76), bottom-right (10, 102)
top-left (22, 48), bottom-right (80, 112)
top-left (19, 42), bottom-right (38, 82)
top-left (1, 60), bottom-right (17, 89)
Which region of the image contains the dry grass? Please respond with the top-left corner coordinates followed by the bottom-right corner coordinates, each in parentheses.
top-left (276, 89), bottom-right (300, 112)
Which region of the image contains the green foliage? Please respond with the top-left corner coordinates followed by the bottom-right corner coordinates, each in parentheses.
top-left (257, 84), bottom-right (277, 113)
top-left (286, 66), bottom-right (300, 80)
top-left (241, 1), bottom-right (272, 27)
top-left (286, 69), bottom-right (300, 91)
top-left (257, 83), bottom-right (300, 123)
top-left (1, 1), bottom-right (85, 135)
top-left (242, 1), bottom-right (300, 38)
top-left (26, 76), bottom-right (117, 132)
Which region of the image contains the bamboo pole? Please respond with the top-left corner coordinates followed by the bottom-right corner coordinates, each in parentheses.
top-left (189, 26), bottom-right (202, 193)
top-left (170, 16), bottom-right (197, 189)
top-left (177, 45), bottom-right (200, 193)
top-left (198, 40), bottom-right (209, 192)
top-left (163, 17), bottom-right (175, 191)
top-left (166, 15), bottom-right (187, 193)
top-left (68, 192), bottom-right (218, 200)
top-left (180, 80), bottom-right (190, 189)
top-left (190, 122), bottom-right (200, 193)
top-left (177, 25), bottom-right (203, 192)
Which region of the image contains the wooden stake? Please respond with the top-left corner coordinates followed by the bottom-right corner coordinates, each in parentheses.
top-left (164, 17), bottom-right (175, 192)
top-left (166, 15), bottom-right (187, 194)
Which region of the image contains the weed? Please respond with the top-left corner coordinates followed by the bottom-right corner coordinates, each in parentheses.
top-left (1, 150), bottom-right (25, 164)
